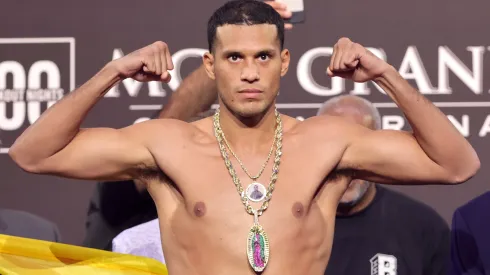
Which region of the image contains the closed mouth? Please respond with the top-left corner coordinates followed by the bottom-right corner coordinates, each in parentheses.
top-left (239, 88), bottom-right (263, 94)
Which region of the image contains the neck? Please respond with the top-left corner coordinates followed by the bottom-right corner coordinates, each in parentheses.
top-left (336, 183), bottom-right (377, 216)
top-left (218, 104), bottom-right (277, 153)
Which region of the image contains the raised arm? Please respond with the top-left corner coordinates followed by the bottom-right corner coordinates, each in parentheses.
top-left (157, 64), bottom-right (217, 120)
top-left (9, 41), bottom-right (175, 181)
top-left (329, 38), bottom-right (480, 184)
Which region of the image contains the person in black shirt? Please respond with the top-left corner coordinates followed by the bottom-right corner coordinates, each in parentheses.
top-left (82, 179), bottom-right (157, 250)
top-left (449, 191), bottom-right (490, 275)
top-left (318, 95), bottom-right (450, 275)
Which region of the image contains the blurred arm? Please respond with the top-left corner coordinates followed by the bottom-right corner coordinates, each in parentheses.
top-left (157, 64), bottom-right (217, 120)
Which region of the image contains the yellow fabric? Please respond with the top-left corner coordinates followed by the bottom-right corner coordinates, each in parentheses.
top-left (0, 234), bottom-right (168, 275)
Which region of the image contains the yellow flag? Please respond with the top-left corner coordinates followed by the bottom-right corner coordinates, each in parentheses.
top-left (0, 234), bottom-right (168, 275)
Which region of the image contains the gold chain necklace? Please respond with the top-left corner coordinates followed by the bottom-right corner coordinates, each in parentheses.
top-left (221, 126), bottom-right (275, 181)
top-left (213, 108), bottom-right (283, 273)
top-left (219, 113), bottom-right (277, 203)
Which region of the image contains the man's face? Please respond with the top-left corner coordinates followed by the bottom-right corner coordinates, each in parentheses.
top-left (322, 106), bottom-right (374, 205)
top-left (204, 24), bottom-right (290, 118)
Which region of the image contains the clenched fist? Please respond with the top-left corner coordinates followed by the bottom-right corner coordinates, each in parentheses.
top-left (327, 37), bottom-right (391, 83)
top-left (109, 41), bottom-right (174, 82)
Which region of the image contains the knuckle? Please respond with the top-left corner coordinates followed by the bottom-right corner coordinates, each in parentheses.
top-left (154, 41), bottom-right (167, 50)
top-left (338, 37), bottom-right (351, 45)
top-left (141, 48), bottom-right (152, 57)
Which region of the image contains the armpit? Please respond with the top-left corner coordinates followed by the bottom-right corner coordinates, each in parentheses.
top-left (138, 165), bottom-right (165, 181)
top-left (325, 169), bottom-right (355, 183)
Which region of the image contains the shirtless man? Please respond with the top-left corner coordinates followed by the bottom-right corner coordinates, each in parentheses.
top-left (9, 1), bottom-right (479, 275)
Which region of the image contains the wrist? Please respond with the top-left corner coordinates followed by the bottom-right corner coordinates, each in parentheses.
top-left (374, 64), bottom-right (397, 83)
top-left (102, 62), bottom-right (125, 83)
top-left (90, 63), bottom-right (124, 97)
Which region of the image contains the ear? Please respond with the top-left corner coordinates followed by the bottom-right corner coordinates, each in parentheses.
top-left (203, 52), bottom-right (215, 80)
top-left (280, 49), bottom-right (290, 77)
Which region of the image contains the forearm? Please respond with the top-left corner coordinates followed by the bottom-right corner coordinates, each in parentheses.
top-left (157, 65), bottom-right (217, 120)
top-left (9, 64), bottom-right (121, 167)
top-left (375, 67), bottom-right (479, 180)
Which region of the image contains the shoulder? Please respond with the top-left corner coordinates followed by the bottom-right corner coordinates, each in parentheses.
top-left (290, 114), bottom-right (369, 144)
top-left (0, 209), bottom-right (60, 241)
top-left (296, 114), bottom-right (347, 128)
top-left (300, 115), bottom-right (367, 133)
top-left (379, 186), bottom-right (448, 230)
top-left (122, 117), bottom-right (213, 144)
top-left (453, 191), bottom-right (490, 226)
top-left (279, 114), bottom-right (301, 131)
top-left (456, 191), bottom-right (490, 214)
top-left (123, 118), bottom-right (194, 135)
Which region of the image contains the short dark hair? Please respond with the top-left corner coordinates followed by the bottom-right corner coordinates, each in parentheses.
top-left (207, 0), bottom-right (285, 52)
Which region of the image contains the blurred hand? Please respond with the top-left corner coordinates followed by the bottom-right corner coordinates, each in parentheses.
top-left (265, 1), bottom-right (294, 30)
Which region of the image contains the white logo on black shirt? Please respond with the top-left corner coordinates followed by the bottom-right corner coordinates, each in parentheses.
top-left (370, 253), bottom-right (397, 275)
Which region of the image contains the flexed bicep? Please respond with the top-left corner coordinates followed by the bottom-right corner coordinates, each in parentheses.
top-left (339, 128), bottom-right (456, 185)
top-left (14, 120), bottom-right (167, 181)
top-left (8, 41), bottom-right (176, 181)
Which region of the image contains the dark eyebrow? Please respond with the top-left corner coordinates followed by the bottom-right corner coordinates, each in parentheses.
top-left (255, 50), bottom-right (275, 57)
top-left (222, 50), bottom-right (243, 57)
top-left (221, 48), bottom-right (277, 58)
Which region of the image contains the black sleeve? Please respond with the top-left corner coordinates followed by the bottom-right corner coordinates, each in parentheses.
top-left (97, 180), bottom-right (154, 226)
top-left (83, 181), bottom-right (157, 250)
top-left (449, 209), bottom-right (485, 275)
top-left (423, 221), bottom-right (450, 275)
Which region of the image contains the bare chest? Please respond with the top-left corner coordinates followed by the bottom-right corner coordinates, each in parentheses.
top-left (148, 138), bottom-right (348, 273)
top-left (151, 137), bottom-right (347, 228)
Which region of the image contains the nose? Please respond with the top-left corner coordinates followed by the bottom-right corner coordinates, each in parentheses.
top-left (240, 60), bottom-right (260, 83)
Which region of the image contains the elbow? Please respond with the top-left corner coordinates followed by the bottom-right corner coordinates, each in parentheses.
top-left (447, 157), bottom-right (481, 185)
top-left (8, 147), bottom-right (44, 174)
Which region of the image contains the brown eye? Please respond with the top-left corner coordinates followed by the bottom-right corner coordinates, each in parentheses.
top-left (228, 55), bottom-right (241, 62)
top-left (259, 54), bottom-right (269, 61)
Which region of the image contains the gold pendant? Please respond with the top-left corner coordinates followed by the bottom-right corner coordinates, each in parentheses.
top-left (247, 217), bottom-right (270, 272)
